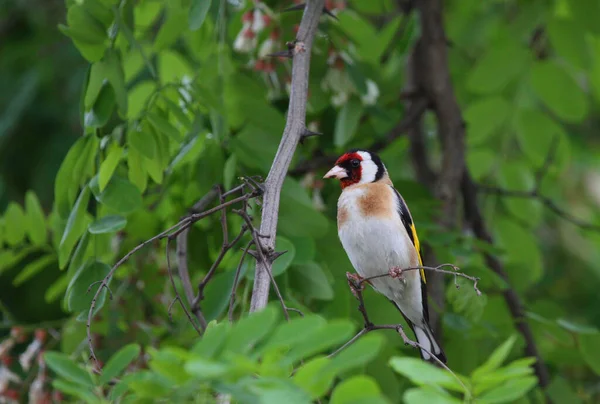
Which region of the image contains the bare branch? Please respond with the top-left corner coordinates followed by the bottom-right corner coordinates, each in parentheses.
top-left (228, 240), bottom-right (255, 322)
top-left (359, 264), bottom-right (481, 296)
top-left (476, 137), bottom-right (600, 233)
top-left (86, 184), bottom-right (261, 366)
top-left (250, 0), bottom-right (325, 312)
top-left (165, 237), bottom-right (205, 333)
top-left (462, 173), bottom-right (551, 390)
top-left (177, 187), bottom-right (220, 313)
top-left (331, 270), bottom-right (471, 398)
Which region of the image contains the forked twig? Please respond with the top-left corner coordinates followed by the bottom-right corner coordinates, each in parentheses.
top-left (331, 268), bottom-right (472, 398)
top-left (165, 237), bottom-right (205, 333)
top-left (85, 181), bottom-right (263, 365)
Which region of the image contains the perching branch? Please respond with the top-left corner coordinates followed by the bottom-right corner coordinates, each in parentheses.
top-left (329, 266), bottom-right (473, 398)
top-left (249, 0), bottom-right (324, 312)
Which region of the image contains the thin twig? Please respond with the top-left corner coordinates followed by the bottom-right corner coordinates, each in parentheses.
top-left (228, 240), bottom-right (255, 322)
top-left (332, 271), bottom-right (471, 398)
top-left (359, 264), bottom-right (481, 296)
top-left (177, 187), bottom-right (221, 310)
top-left (165, 237), bottom-right (205, 333)
top-left (236, 209), bottom-right (290, 321)
top-left (86, 185), bottom-right (262, 365)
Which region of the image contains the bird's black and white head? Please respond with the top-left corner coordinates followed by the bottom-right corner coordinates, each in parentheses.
top-left (323, 149), bottom-right (387, 189)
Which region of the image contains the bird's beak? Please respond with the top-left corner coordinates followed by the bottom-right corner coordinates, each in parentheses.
top-left (323, 165), bottom-right (348, 179)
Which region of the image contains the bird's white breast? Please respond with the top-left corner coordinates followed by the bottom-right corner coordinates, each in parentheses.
top-left (337, 185), bottom-right (423, 323)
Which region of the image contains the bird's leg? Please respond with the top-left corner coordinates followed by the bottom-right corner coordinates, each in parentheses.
top-left (345, 272), bottom-right (373, 329)
top-left (345, 272), bottom-right (365, 298)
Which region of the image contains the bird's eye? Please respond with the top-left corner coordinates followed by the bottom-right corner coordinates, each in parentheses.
top-left (351, 159), bottom-right (360, 168)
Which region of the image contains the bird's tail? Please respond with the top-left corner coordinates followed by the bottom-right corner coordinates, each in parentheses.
top-left (412, 322), bottom-right (446, 364)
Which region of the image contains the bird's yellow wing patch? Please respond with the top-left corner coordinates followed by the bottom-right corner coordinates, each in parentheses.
top-left (410, 223), bottom-right (426, 284)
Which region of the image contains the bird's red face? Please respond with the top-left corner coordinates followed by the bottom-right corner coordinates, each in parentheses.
top-left (323, 151), bottom-right (364, 189)
top-left (324, 150), bottom-right (385, 189)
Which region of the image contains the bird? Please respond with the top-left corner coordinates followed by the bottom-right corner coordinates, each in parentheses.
top-left (323, 149), bottom-right (446, 364)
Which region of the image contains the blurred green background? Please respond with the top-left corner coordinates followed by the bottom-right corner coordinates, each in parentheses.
top-left (1, 0), bottom-right (600, 402)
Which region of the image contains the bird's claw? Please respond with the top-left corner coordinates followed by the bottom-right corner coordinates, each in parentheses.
top-left (345, 272), bottom-right (365, 299)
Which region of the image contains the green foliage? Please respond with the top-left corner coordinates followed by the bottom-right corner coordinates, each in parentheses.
top-left (391, 336), bottom-right (538, 403)
top-left (47, 309), bottom-right (386, 403)
top-left (1, 0), bottom-right (600, 402)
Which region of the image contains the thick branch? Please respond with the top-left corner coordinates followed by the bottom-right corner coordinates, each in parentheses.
top-left (462, 172), bottom-right (551, 389)
top-left (414, 0), bottom-right (465, 225)
top-left (250, 0), bottom-right (324, 312)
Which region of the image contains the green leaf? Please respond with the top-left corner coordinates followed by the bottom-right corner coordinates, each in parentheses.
top-left (290, 237), bottom-right (316, 265)
top-left (128, 128), bottom-right (156, 159)
top-left (494, 219), bottom-right (543, 291)
top-left (467, 149), bottom-right (496, 181)
top-left (546, 17), bottom-right (589, 70)
top-left (67, 260), bottom-right (111, 313)
top-left (472, 335), bottom-right (517, 379)
top-left (569, 0), bottom-right (600, 35)
top-left (90, 175), bottom-right (143, 215)
top-left (546, 377), bottom-right (583, 404)
top-left (98, 143), bottom-right (123, 191)
top-left (223, 154), bottom-right (237, 190)
top-left (99, 344), bottom-right (141, 385)
top-left (25, 191), bottom-right (47, 246)
top-left (147, 112), bottom-right (183, 142)
top-left (515, 109), bottom-right (569, 169)
top-left (330, 375), bottom-right (387, 404)
top-left (289, 262), bottom-right (334, 300)
top-left (529, 61), bottom-right (588, 123)
top-left (579, 333), bottom-right (600, 375)
top-left (158, 50), bottom-right (193, 85)
top-left (334, 98), bottom-right (364, 147)
top-left (464, 97), bottom-right (510, 145)
top-left (154, 8), bottom-right (187, 51)
top-left (404, 387), bottom-right (462, 404)
top-left (101, 50), bottom-right (128, 116)
top-left (477, 376), bottom-right (537, 403)
top-left (89, 215), bottom-right (127, 234)
top-left (326, 333), bottom-right (384, 374)
top-left (184, 357), bottom-right (230, 380)
top-left (467, 41), bottom-right (530, 94)
top-left (55, 135), bottom-right (98, 219)
top-left (13, 255), bottom-right (56, 286)
top-left (293, 356), bottom-right (335, 399)
top-left (389, 357), bottom-right (466, 393)
top-left (127, 146), bottom-right (148, 193)
top-left (4, 202), bottom-right (27, 246)
top-left (556, 318), bottom-right (598, 334)
top-left (59, 187), bottom-right (91, 269)
top-left (225, 306), bottom-right (279, 354)
top-left (189, 0), bottom-right (212, 31)
top-left (52, 379), bottom-right (99, 403)
top-left (128, 81), bottom-right (156, 119)
top-left (498, 162), bottom-right (542, 226)
top-left (262, 315), bottom-right (327, 351)
top-left (45, 351), bottom-right (95, 387)
top-left (192, 322), bottom-right (230, 359)
top-left (284, 320), bottom-right (354, 365)
top-left (84, 82), bottom-right (115, 128)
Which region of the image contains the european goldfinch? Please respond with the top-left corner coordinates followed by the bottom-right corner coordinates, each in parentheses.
top-left (324, 149), bottom-right (446, 363)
